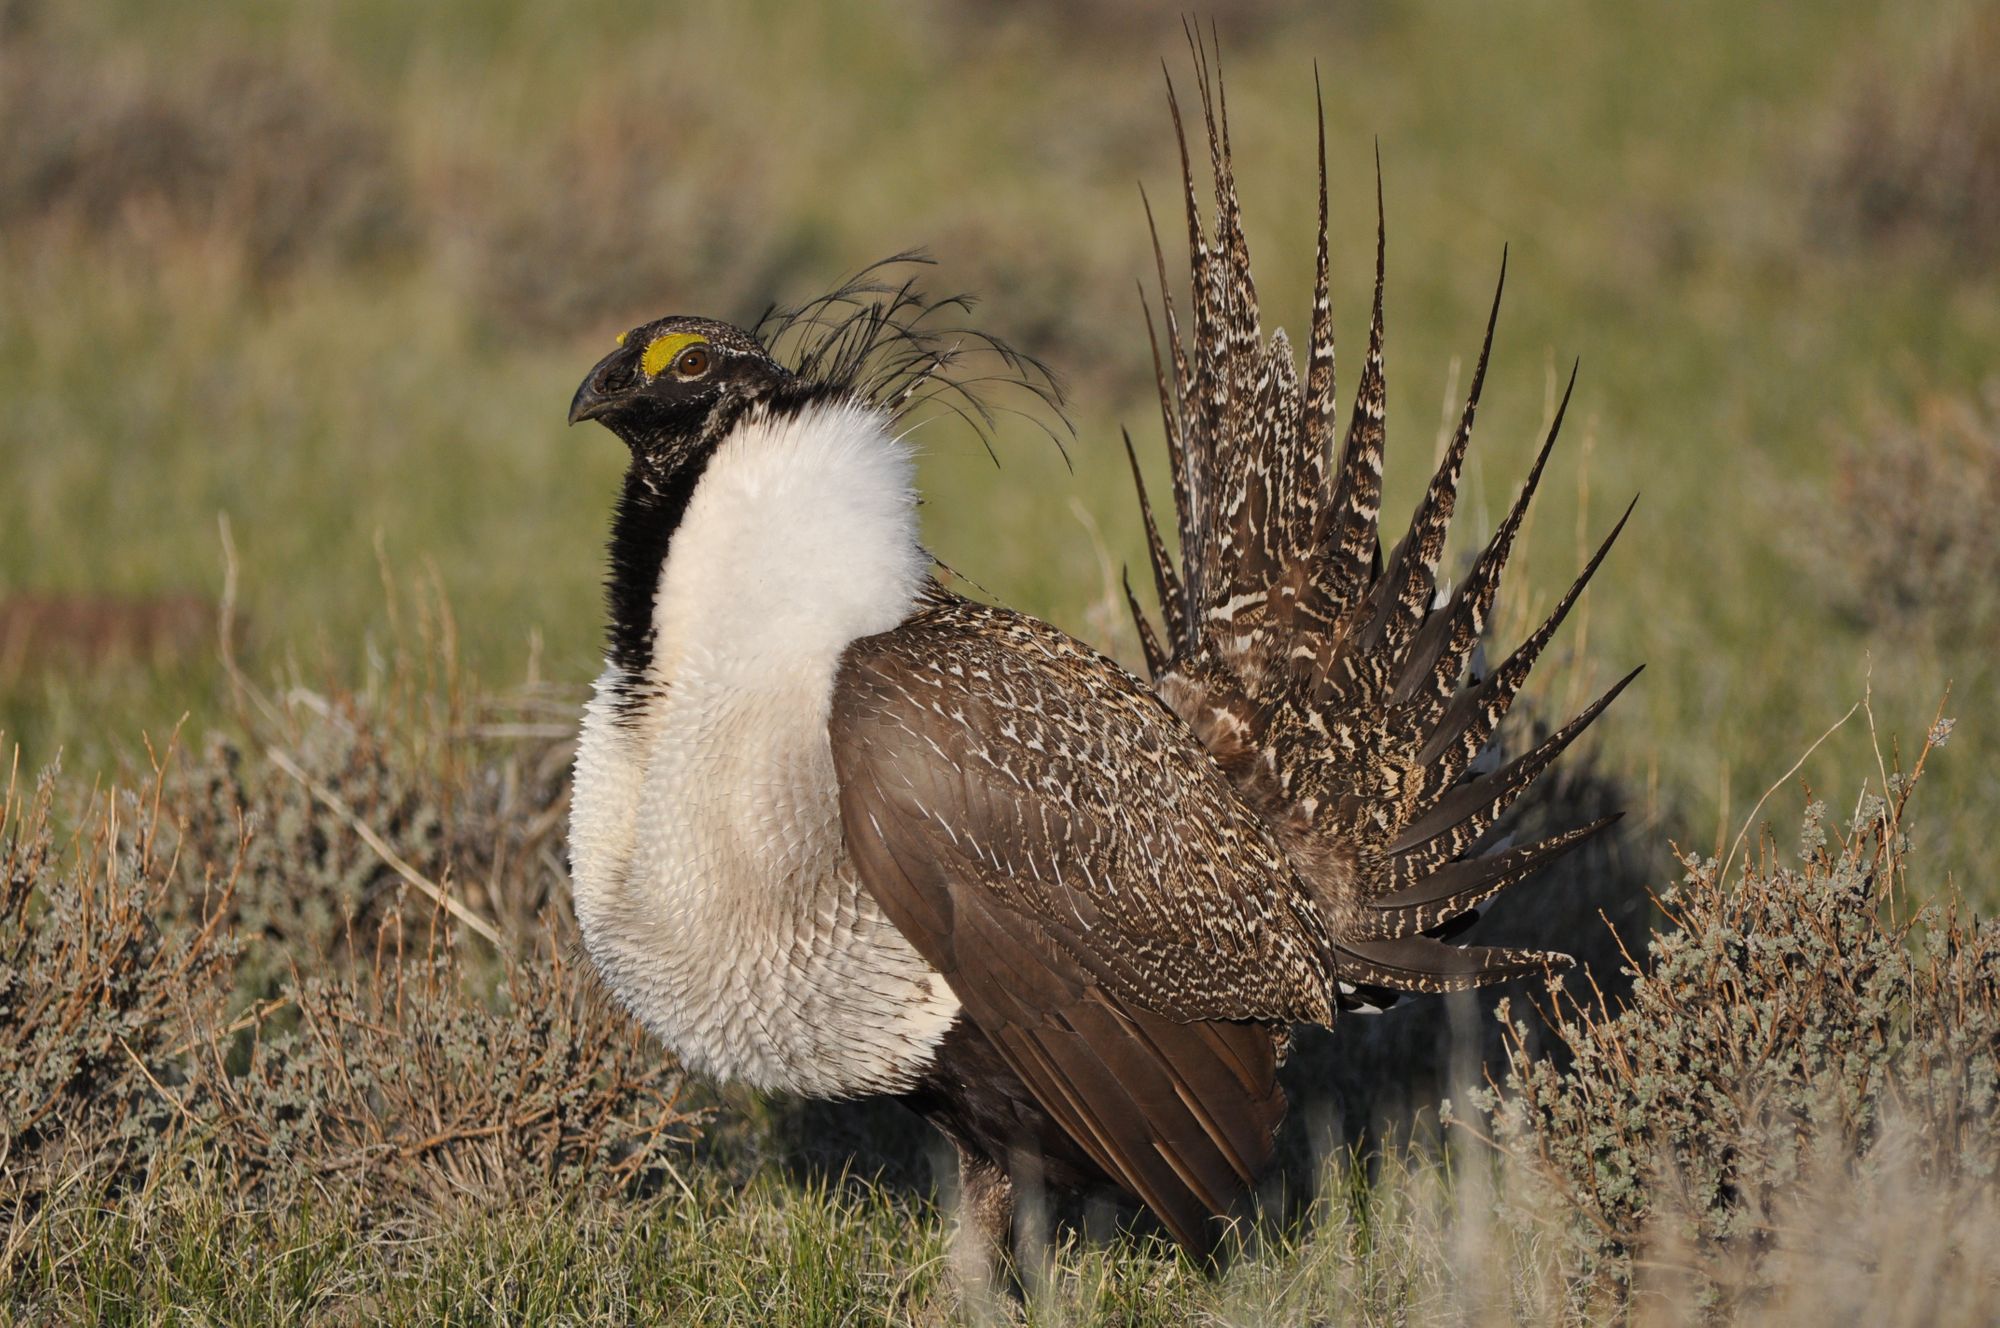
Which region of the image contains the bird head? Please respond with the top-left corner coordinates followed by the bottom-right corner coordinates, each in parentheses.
top-left (568, 316), bottom-right (789, 471)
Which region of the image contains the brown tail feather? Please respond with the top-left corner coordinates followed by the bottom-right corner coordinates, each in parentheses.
top-left (1126, 53), bottom-right (1632, 1007)
top-left (1359, 814), bottom-right (1619, 941)
top-left (1124, 570), bottom-right (1168, 678)
top-left (1390, 361), bottom-right (1576, 717)
top-left (1414, 501), bottom-right (1638, 785)
top-left (1325, 167), bottom-right (1388, 605)
top-left (1336, 937), bottom-right (1574, 995)
top-left (1391, 667), bottom-right (1643, 879)
top-left (1300, 67), bottom-right (1339, 514)
top-left (1124, 425), bottom-right (1186, 653)
top-left (1365, 250), bottom-right (1505, 660)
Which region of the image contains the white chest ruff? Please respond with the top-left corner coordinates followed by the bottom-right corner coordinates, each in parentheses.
top-left (568, 401), bottom-right (961, 1098)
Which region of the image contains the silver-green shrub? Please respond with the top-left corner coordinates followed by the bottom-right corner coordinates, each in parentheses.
top-left (1475, 716), bottom-right (1998, 1313)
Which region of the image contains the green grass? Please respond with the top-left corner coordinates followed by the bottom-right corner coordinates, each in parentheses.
top-left (0, 1143), bottom-right (1608, 1325)
top-left (17, 1131), bottom-right (1987, 1325)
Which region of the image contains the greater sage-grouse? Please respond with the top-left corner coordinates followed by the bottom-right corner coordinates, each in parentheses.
top-left (564, 67), bottom-right (1631, 1266)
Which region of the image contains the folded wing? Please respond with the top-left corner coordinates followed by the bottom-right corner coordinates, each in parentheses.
top-left (831, 589), bottom-right (1328, 1251)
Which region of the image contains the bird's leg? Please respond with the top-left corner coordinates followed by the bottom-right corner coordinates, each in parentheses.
top-left (949, 1143), bottom-right (1015, 1311)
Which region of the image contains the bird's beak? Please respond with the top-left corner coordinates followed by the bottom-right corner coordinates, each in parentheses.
top-left (568, 348), bottom-right (628, 425)
top-left (568, 378), bottom-right (613, 426)
top-left (567, 384), bottom-right (608, 426)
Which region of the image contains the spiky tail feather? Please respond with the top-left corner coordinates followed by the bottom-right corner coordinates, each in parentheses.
top-left (1128, 40), bottom-right (1633, 1011)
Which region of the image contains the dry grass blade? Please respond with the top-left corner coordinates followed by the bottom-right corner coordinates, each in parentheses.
top-left (264, 745), bottom-right (505, 950)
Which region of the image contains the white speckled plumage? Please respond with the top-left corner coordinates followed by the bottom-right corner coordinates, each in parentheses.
top-left (568, 398), bottom-right (960, 1097)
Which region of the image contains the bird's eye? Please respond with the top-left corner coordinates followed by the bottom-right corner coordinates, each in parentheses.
top-left (675, 346), bottom-right (711, 378)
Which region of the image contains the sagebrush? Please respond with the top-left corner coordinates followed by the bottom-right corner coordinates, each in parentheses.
top-left (1, 686), bottom-right (698, 1249)
top-left (1472, 708), bottom-right (1999, 1320)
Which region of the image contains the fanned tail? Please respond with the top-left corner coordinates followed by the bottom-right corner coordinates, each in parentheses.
top-left (1129, 44), bottom-right (1633, 1012)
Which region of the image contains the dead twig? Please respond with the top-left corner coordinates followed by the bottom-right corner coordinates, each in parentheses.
top-left (265, 746), bottom-right (506, 950)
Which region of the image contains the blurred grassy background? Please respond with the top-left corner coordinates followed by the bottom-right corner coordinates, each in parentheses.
top-left (2, 0), bottom-right (1995, 898)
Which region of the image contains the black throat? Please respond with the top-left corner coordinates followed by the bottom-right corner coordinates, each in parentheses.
top-left (601, 458), bottom-right (702, 722)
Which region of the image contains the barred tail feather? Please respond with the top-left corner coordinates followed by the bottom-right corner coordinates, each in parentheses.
top-left (1126, 50), bottom-right (1632, 1008)
top-left (1364, 249), bottom-right (1504, 660)
top-left (1300, 68), bottom-right (1338, 500)
top-left (1362, 814), bottom-right (1620, 940)
top-left (1413, 500), bottom-right (1639, 789)
top-left (1335, 938), bottom-right (1574, 996)
top-left (1390, 666), bottom-right (1643, 880)
top-left (1326, 174), bottom-right (1388, 605)
top-left (1123, 425), bottom-right (1185, 655)
top-left (1124, 568), bottom-right (1167, 678)
top-left (1390, 361), bottom-right (1575, 719)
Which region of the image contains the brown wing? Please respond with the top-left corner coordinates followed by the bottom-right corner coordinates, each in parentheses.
top-left (829, 590), bottom-right (1332, 1252)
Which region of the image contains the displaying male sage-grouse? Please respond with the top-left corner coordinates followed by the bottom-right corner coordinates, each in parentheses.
top-left (564, 66), bottom-right (1632, 1269)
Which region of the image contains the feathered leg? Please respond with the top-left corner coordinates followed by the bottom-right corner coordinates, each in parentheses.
top-left (949, 1144), bottom-right (1014, 1312)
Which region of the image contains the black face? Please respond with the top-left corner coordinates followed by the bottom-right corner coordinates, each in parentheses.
top-left (568, 316), bottom-right (788, 469)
